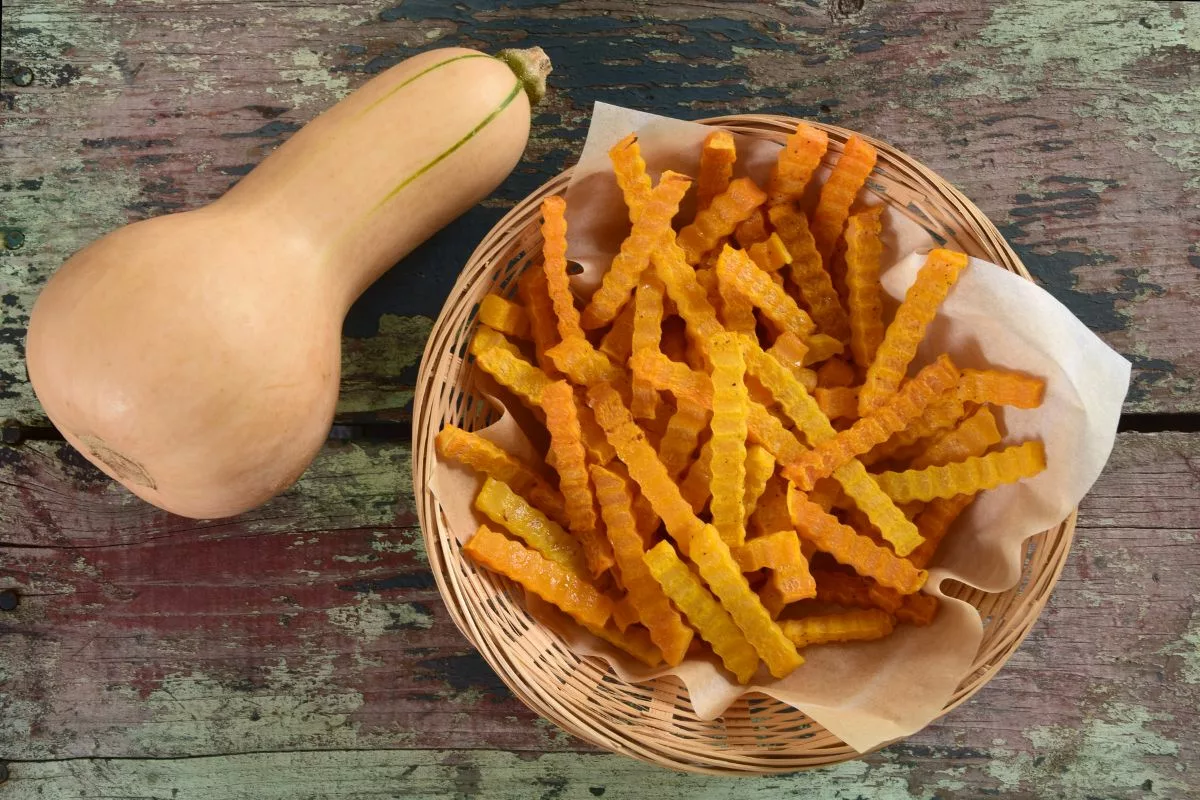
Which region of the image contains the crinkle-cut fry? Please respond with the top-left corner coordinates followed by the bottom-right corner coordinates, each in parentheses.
top-left (766, 203), bottom-right (850, 342)
top-left (864, 389), bottom-right (968, 465)
top-left (475, 477), bottom-right (589, 576)
top-left (832, 460), bottom-right (925, 556)
top-left (782, 609), bottom-right (895, 648)
top-left (630, 351), bottom-right (713, 408)
top-left (643, 541), bottom-right (761, 684)
top-left (708, 333), bottom-right (751, 547)
top-left (472, 341), bottom-right (553, 410)
top-left (895, 593), bottom-right (939, 626)
top-left (478, 294), bottom-right (530, 339)
top-left (784, 355), bottom-right (960, 491)
top-left (859, 249), bottom-right (970, 415)
top-left (906, 494), bottom-right (972, 569)
top-left (611, 593), bottom-right (640, 632)
top-left (574, 391), bottom-right (618, 465)
top-left (526, 593), bottom-right (662, 667)
top-left (545, 336), bottom-right (623, 388)
top-left (743, 445), bottom-right (777, 525)
top-left (957, 368), bottom-right (1046, 409)
top-left (581, 171), bottom-right (693, 330)
top-left (542, 382), bottom-right (613, 577)
top-left (464, 525), bottom-right (612, 630)
top-left (816, 357), bottom-right (857, 388)
top-left (435, 425), bottom-right (568, 528)
top-left (750, 475), bottom-right (791, 539)
top-left (875, 440), bottom-right (1047, 504)
top-left (788, 487), bottom-right (928, 594)
top-left (697, 128), bottom-right (737, 211)
top-left (815, 386), bottom-right (860, 421)
top-left (587, 382), bottom-right (706, 548)
top-left (911, 406), bottom-right (1002, 471)
top-left (598, 301), bottom-right (636, 365)
top-left (733, 530), bottom-right (801, 572)
top-left (806, 478), bottom-right (842, 513)
top-left (676, 177), bottom-right (768, 265)
top-left (813, 570), bottom-right (886, 611)
top-left (716, 245), bottom-right (816, 339)
top-left (591, 464), bottom-right (694, 666)
top-left (630, 276), bottom-right (667, 419)
top-left (747, 232), bottom-right (792, 274)
top-left (610, 132), bottom-right (652, 223)
top-left (811, 134), bottom-right (879, 265)
top-left (688, 524), bottom-right (804, 677)
top-left (735, 207), bottom-right (769, 249)
top-left (803, 333), bottom-right (845, 366)
top-left (678, 438), bottom-right (714, 515)
top-left (767, 331), bottom-right (813, 386)
top-left (517, 267), bottom-right (562, 376)
top-left (767, 121), bottom-right (829, 206)
top-left (471, 324), bottom-right (521, 357)
top-left (653, 242), bottom-right (725, 353)
top-left (540, 196), bottom-right (584, 342)
top-left (772, 561), bottom-right (818, 602)
top-left (716, 261), bottom-right (758, 334)
top-left (844, 206), bottom-right (886, 369)
top-left (658, 399), bottom-right (710, 481)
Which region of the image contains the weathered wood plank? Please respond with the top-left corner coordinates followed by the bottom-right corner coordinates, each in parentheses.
top-left (2, 432), bottom-right (1197, 796)
top-left (2, 0), bottom-right (1198, 428)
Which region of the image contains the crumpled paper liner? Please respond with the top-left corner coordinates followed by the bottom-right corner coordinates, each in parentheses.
top-left (431, 102), bottom-right (1131, 752)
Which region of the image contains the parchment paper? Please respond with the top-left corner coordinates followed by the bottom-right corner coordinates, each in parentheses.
top-left (430, 102), bottom-right (1131, 752)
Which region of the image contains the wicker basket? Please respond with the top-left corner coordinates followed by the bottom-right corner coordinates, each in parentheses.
top-left (412, 114), bottom-right (1077, 774)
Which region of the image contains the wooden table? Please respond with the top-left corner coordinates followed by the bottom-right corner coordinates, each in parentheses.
top-left (2, 1), bottom-right (1197, 796)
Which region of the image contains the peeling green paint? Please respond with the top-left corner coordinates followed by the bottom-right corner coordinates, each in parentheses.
top-left (326, 596), bottom-right (434, 640)
top-left (1161, 610), bottom-right (1200, 685)
top-left (338, 314), bottom-right (434, 414)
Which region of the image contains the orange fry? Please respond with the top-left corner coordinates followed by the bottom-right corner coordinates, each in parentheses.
top-left (658, 399), bottom-right (710, 480)
top-left (611, 594), bottom-right (641, 632)
top-left (715, 245), bottom-right (816, 338)
top-left (630, 275), bottom-right (666, 418)
top-left (679, 438), bottom-right (714, 514)
top-left (812, 570), bottom-right (896, 612)
top-left (653, 241), bottom-right (724, 350)
top-left (747, 232), bottom-right (792, 275)
top-left (811, 134), bottom-right (878, 265)
top-left (478, 294), bottom-right (530, 339)
top-left (957, 368), bottom-right (1046, 409)
top-left (907, 494), bottom-right (973, 569)
top-left (475, 477), bottom-right (588, 576)
top-left (630, 350), bottom-right (712, 408)
top-left (816, 356), bottom-right (857, 388)
top-left (697, 128), bottom-right (737, 211)
top-left (743, 445), bottom-right (777, 525)
top-left (767, 203), bottom-right (850, 342)
top-left (803, 333), bottom-right (845, 365)
top-left (708, 333), bottom-right (750, 547)
top-left (609, 132), bottom-right (652, 222)
top-left (895, 593), bottom-right (940, 627)
top-left (844, 206), bottom-right (885, 369)
top-left (581, 171), bottom-right (693, 330)
top-left (788, 487), bottom-right (928, 594)
top-left (863, 389), bottom-right (968, 466)
top-left (767, 121), bottom-right (829, 206)
top-left (734, 207), bottom-right (769, 249)
top-left (766, 331), bottom-right (815, 388)
top-left (874, 441), bottom-right (1047, 503)
top-left (859, 249), bottom-right (969, 415)
top-left (716, 258), bottom-right (758, 333)
top-left (781, 609), bottom-right (895, 648)
top-left (471, 337), bottom-right (553, 410)
top-left (733, 530), bottom-right (801, 572)
top-left (644, 540), bottom-right (760, 684)
top-left (676, 177), bottom-right (768, 265)
top-left (591, 465), bottom-right (693, 665)
top-left (598, 301), bottom-right (636, 365)
top-left (464, 525), bottom-right (611, 630)
top-left (545, 336), bottom-right (625, 389)
top-left (435, 425), bottom-right (567, 528)
top-left (815, 386), bottom-right (860, 421)
top-left (910, 406), bottom-right (1002, 470)
top-left (516, 267), bottom-right (562, 376)
top-left (783, 355), bottom-right (960, 490)
top-left (540, 195), bottom-right (584, 342)
top-left (750, 474), bottom-right (791, 539)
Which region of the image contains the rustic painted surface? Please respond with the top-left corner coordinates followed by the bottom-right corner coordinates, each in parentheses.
top-left (2, 0), bottom-right (1199, 797)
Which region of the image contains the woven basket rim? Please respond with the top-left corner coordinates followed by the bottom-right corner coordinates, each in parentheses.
top-left (412, 113), bottom-right (1077, 775)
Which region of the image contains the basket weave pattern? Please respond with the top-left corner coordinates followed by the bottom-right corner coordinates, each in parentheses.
top-left (412, 115), bottom-right (1077, 774)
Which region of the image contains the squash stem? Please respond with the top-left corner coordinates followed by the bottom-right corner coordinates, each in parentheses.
top-left (496, 47), bottom-right (552, 105)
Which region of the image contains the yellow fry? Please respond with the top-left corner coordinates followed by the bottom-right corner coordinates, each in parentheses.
top-left (540, 195), bottom-right (584, 342)
top-left (464, 525), bottom-right (611, 630)
top-left (844, 206), bottom-right (885, 369)
top-left (875, 440), bottom-right (1047, 503)
top-left (581, 171), bottom-right (693, 330)
top-left (708, 333), bottom-right (751, 547)
top-left (679, 438), bottom-right (714, 515)
top-left (658, 399), bottom-right (710, 480)
top-left (630, 350), bottom-right (712, 408)
top-left (733, 529), bottom-right (801, 572)
top-left (859, 249), bottom-right (969, 414)
top-left (863, 389), bottom-right (968, 466)
top-left (910, 406), bottom-right (1002, 470)
top-left (767, 203), bottom-right (850, 342)
top-left (811, 134), bottom-right (878, 265)
top-left (545, 336), bottom-right (624, 388)
top-left (716, 245), bottom-right (816, 339)
top-left (697, 128), bottom-right (737, 210)
top-left (957, 368), bottom-right (1046, 409)
top-left (743, 445), bottom-right (777, 525)
top-left (435, 425), bottom-right (567, 527)
top-left (475, 477), bottom-right (588, 576)
top-left (716, 259), bottom-right (758, 333)
top-left (815, 386), bottom-right (860, 421)
top-left (816, 356), bottom-right (857, 388)
top-left (803, 333), bottom-right (845, 365)
top-left (750, 474), bottom-right (791, 539)
top-left (767, 331), bottom-right (817, 390)
top-left (610, 132), bottom-right (652, 223)
top-left (471, 324), bottom-right (521, 357)
top-left (630, 275), bottom-right (667, 419)
top-left (677, 177), bottom-right (768, 265)
top-left (734, 207), bottom-right (769, 249)
top-left (787, 487), bottom-right (928, 594)
top-left (781, 609), bottom-right (895, 648)
top-left (747, 232), bottom-right (792, 274)
top-left (644, 540), bottom-right (761, 684)
top-left (591, 465), bottom-right (694, 665)
top-left (598, 301), bottom-right (636, 365)
top-left (517, 267), bottom-right (562, 376)
top-left (478, 294), bottom-right (530, 339)
top-left (783, 355), bottom-right (960, 490)
top-left (472, 339), bottom-right (553, 410)
top-left (767, 121), bottom-right (828, 206)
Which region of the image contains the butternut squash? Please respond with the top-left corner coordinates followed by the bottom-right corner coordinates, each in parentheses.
top-left (25, 46), bottom-right (551, 519)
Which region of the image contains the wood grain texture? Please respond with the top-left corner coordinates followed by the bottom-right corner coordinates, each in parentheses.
top-left (2, 0), bottom-right (1198, 428)
top-left (3, 432), bottom-right (1198, 795)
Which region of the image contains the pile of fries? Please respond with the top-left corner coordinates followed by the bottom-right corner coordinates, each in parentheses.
top-left (438, 124), bottom-right (1048, 683)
